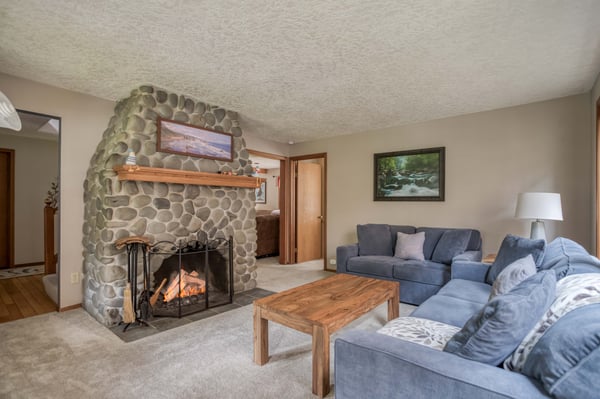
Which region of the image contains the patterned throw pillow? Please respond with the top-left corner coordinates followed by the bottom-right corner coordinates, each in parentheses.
top-left (504, 273), bottom-right (600, 372)
top-left (394, 232), bottom-right (425, 261)
top-left (377, 316), bottom-right (460, 350)
top-left (489, 254), bottom-right (536, 300)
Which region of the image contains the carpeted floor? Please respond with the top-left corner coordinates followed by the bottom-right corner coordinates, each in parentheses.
top-left (0, 258), bottom-right (414, 398)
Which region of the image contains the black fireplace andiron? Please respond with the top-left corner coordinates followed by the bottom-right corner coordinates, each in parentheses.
top-left (115, 236), bottom-right (152, 332)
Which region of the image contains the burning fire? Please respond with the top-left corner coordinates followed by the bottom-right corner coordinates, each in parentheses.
top-left (163, 270), bottom-right (206, 302)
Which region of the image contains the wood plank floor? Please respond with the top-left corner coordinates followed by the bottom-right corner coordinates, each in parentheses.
top-left (0, 275), bottom-right (57, 323)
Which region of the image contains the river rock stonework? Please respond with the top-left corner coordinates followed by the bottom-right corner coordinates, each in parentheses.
top-left (82, 85), bottom-right (257, 326)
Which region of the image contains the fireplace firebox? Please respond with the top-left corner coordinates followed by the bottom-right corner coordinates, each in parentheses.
top-left (149, 237), bottom-right (233, 318)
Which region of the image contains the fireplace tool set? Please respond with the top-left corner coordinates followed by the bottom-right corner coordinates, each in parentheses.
top-left (115, 236), bottom-right (152, 332)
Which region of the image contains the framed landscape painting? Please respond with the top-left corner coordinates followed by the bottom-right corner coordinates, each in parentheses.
top-left (156, 117), bottom-right (233, 162)
top-left (374, 147), bottom-right (445, 201)
top-left (255, 181), bottom-right (266, 204)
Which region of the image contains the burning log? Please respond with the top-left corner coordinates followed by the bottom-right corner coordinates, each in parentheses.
top-left (162, 270), bottom-right (206, 303)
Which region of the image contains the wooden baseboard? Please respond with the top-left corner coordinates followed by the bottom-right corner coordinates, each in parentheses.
top-left (59, 303), bottom-right (81, 312)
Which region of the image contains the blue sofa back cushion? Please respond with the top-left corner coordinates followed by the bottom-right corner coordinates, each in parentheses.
top-left (431, 229), bottom-right (471, 265)
top-left (416, 227), bottom-right (447, 259)
top-left (540, 237), bottom-right (600, 279)
top-left (522, 303), bottom-right (600, 399)
top-left (486, 234), bottom-right (546, 285)
top-left (443, 271), bottom-right (556, 366)
top-left (357, 224), bottom-right (393, 256)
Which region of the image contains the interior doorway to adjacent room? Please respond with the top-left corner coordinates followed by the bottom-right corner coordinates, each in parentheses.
top-left (0, 110), bottom-right (61, 322)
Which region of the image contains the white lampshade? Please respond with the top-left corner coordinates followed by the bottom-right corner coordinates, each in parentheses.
top-left (515, 192), bottom-right (563, 241)
top-left (515, 192), bottom-right (563, 221)
top-left (0, 90), bottom-right (22, 131)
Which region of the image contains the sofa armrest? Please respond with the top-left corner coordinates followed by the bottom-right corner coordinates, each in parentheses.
top-left (451, 261), bottom-right (490, 282)
top-left (335, 331), bottom-right (548, 399)
top-left (453, 250), bottom-right (482, 263)
top-left (336, 244), bottom-right (359, 273)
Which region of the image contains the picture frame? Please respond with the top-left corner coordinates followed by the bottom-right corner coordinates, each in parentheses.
top-left (255, 180), bottom-right (267, 204)
top-left (374, 147), bottom-right (445, 201)
top-left (156, 117), bottom-right (233, 162)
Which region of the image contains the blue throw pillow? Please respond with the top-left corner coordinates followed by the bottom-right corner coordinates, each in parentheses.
top-left (540, 237), bottom-right (600, 279)
top-left (522, 304), bottom-right (600, 399)
top-left (357, 224), bottom-right (392, 256)
top-left (444, 271), bottom-right (556, 366)
top-left (431, 229), bottom-right (471, 265)
top-left (486, 234), bottom-right (546, 285)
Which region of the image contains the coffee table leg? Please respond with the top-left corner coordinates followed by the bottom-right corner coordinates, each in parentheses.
top-left (388, 289), bottom-right (399, 321)
top-left (253, 305), bottom-right (269, 365)
top-left (312, 324), bottom-right (330, 398)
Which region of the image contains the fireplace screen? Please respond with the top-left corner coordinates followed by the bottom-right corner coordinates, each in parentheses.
top-left (149, 237), bottom-right (233, 318)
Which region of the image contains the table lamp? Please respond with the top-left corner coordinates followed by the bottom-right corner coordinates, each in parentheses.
top-left (515, 192), bottom-right (563, 241)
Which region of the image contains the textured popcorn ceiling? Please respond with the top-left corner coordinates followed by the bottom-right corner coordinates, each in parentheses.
top-left (1, 1), bottom-right (600, 143)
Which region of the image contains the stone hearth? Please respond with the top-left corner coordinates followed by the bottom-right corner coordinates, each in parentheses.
top-left (82, 85), bottom-right (258, 326)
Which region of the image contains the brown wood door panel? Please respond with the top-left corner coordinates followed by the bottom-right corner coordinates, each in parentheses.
top-left (296, 162), bottom-right (322, 262)
top-left (0, 149), bottom-right (14, 268)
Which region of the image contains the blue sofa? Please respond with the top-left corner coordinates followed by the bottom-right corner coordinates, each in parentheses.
top-left (336, 224), bottom-right (482, 305)
top-left (334, 237), bottom-right (600, 399)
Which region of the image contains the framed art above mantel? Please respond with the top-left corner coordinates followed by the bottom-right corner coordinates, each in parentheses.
top-left (156, 117), bottom-right (233, 162)
top-left (374, 147), bottom-right (445, 201)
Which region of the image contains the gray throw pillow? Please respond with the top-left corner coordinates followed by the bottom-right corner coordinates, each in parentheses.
top-left (444, 271), bottom-right (556, 366)
top-left (431, 229), bottom-right (471, 264)
top-left (357, 224), bottom-right (392, 256)
top-left (394, 232), bottom-right (425, 261)
top-left (486, 234), bottom-right (546, 285)
top-left (489, 254), bottom-right (536, 300)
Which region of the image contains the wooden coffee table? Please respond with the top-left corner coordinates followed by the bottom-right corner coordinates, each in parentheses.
top-left (253, 273), bottom-right (399, 397)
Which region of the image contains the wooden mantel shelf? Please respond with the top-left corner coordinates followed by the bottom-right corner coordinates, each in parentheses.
top-left (113, 165), bottom-right (263, 188)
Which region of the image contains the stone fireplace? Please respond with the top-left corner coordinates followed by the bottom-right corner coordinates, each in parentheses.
top-left (82, 85), bottom-right (258, 326)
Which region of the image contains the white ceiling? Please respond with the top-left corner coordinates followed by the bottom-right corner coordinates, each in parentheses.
top-left (1, 1), bottom-right (599, 143)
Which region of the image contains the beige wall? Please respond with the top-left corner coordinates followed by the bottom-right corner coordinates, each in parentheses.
top-left (0, 73), bottom-right (115, 308)
top-left (0, 133), bottom-right (58, 265)
top-left (291, 94), bottom-right (593, 264)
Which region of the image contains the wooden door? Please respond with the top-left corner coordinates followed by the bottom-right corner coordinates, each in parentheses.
top-left (0, 149), bottom-right (15, 269)
top-left (296, 161), bottom-right (322, 262)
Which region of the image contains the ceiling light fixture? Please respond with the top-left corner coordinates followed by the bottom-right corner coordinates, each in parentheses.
top-left (0, 90), bottom-right (22, 131)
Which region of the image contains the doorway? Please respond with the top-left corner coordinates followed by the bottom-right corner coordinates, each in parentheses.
top-left (247, 150), bottom-right (288, 265)
top-left (290, 153), bottom-right (327, 270)
top-left (0, 110), bottom-right (61, 322)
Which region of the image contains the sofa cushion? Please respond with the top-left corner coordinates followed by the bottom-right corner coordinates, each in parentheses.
top-left (436, 279), bottom-right (492, 305)
top-left (431, 229), bottom-right (471, 264)
top-left (394, 231), bottom-right (425, 261)
top-left (347, 256), bottom-right (395, 278)
top-left (410, 295), bottom-right (485, 328)
top-left (444, 271), bottom-right (556, 366)
top-left (416, 227), bottom-right (446, 260)
top-left (357, 224), bottom-right (392, 256)
top-left (489, 255), bottom-right (536, 300)
top-left (389, 225), bottom-right (417, 249)
top-left (540, 237), bottom-right (600, 279)
top-left (465, 229), bottom-right (482, 251)
top-left (521, 304), bottom-right (600, 399)
top-left (486, 234), bottom-right (546, 285)
top-left (392, 260), bottom-right (449, 286)
top-left (505, 273), bottom-right (600, 372)
top-left (378, 316), bottom-right (460, 350)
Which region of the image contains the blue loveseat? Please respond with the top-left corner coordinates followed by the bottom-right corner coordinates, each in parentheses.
top-left (336, 224), bottom-right (482, 305)
top-left (334, 236), bottom-right (600, 399)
